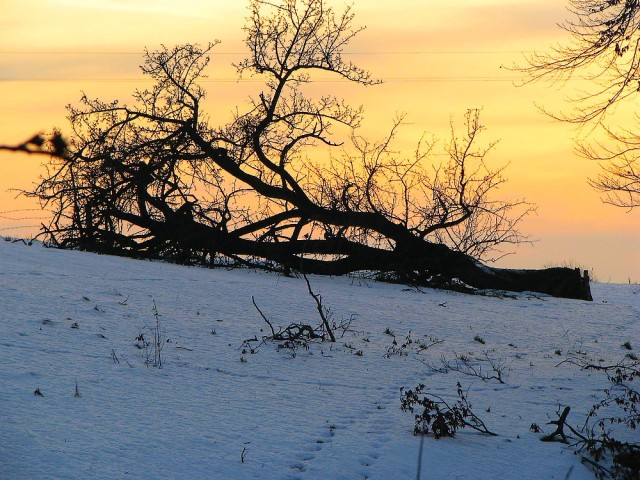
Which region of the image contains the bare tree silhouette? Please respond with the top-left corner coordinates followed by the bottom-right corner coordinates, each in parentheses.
top-left (0, 0), bottom-right (592, 300)
top-left (521, 0), bottom-right (640, 209)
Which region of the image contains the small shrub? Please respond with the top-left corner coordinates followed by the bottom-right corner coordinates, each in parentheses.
top-left (135, 301), bottom-right (165, 368)
top-left (425, 352), bottom-right (509, 384)
top-left (384, 332), bottom-right (443, 358)
top-left (400, 382), bottom-right (496, 438)
top-left (474, 335), bottom-right (486, 345)
top-left (384, 331), bottom-right (413, 358)
top-left (248, 280), bottom-right (347, 353)
top-left (417, 335), bottom-right (443, 353)
top-left (544, 356), bottom-right (640, 480)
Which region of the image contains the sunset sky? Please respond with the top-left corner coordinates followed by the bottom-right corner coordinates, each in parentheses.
top-left (1, 0), bottom-right (638, 283)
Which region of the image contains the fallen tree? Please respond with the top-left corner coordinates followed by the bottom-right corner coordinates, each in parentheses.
top-left (0, 0), bottom-right (592, 300)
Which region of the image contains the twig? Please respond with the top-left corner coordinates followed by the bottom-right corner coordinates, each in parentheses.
top-left (416, 336), bottom-right (444, 354)
top-left (252, 295), bottom-right (275, 336)
top-left (303, 273), bottom-right (335, 342)
top-left (427, 352), bottom-right (509, 384)
top-left (540, 406), bottom-right (571, 443)
top-left (241, 443), bottom-right (249, 463)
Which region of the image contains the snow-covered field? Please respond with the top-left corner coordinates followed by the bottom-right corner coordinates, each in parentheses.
top-left (1, 239), bottom-right (638, 480)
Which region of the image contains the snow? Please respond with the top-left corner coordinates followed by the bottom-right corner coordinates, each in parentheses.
top-left (0, 239), bottom-right (638, 480)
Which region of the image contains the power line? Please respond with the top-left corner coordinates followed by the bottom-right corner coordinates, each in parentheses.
top-left (0, 76), bottom-right (543, 83)
top-left (0, 224), bottom-right (41, 232)
top-left (0, 215), bottom-right (46, 220)
top-left (0, 50), bottom-right (540, 56)
top-left (0, 209), bottom-right (50, 214)
top-left (0, 49), bottom-right (539, 83)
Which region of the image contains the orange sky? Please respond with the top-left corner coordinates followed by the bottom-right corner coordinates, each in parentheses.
top-left (1, 0), bottom-right (638, 283)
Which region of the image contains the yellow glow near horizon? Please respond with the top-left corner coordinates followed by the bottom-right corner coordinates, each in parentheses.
top-left (1, 0), bottom-right (638, 283)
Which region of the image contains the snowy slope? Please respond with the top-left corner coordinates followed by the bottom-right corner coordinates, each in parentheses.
top-left (0, 239), bottom-right (638, 480)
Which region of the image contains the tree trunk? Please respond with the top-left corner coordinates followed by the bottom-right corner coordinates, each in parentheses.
top-left (95, 210), bottom-right (592, 300)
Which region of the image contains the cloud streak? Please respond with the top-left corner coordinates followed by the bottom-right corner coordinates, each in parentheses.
top-left (51, 0), bottom-right (216, 18)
